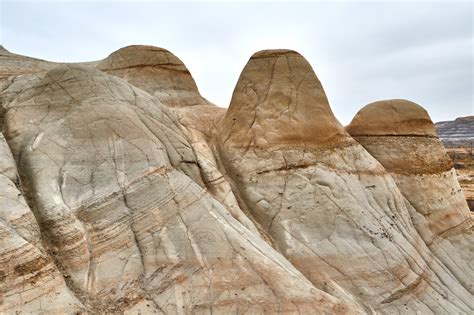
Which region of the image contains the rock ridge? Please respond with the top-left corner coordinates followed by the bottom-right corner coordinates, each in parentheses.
top-left (0, 45), bottom-right (472, 314)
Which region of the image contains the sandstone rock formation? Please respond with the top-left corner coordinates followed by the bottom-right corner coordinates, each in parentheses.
top-left (0, 133), bottom-right (84, 313)
top-left (217, 52), bottom-right (472, 313)
top-left (0, 47), bottom-right (347, 314)
top-left (347, 100), bottom-right (468, 232)
top-left (0, 45), bottom-right (472, 314)
top-left (97, 45), bottom-right (211, 108)
top-left (347, 99), bottom-right (473, 293)
top-left (0, 46), bottom-right (55, 84)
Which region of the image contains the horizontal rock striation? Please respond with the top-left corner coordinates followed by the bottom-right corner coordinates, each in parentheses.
top-left (220, 49), bottom-right (347, 149)
top-left (97, 45), bottom-right (211, 108)
top-left (347, 100), bottom-right (473, 294)
top-left (0, 45), bottom-right (472, 314)
top-left (217, 52), bottom-right (473, 313)
top-left (0, 133), bottom-right (84, 313)
top-left (436, 116), bottom-right (474, 147)
top-left (0, 46), bottom-right (55, 84)
top-left (0, 52), bottom-right (347, 314)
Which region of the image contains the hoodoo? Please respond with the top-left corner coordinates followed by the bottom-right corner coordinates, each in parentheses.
top-left (218, 50), bottom-right (473, 313)
top-left (347, 99), bottom-right (473, 293)
top-left (0, 133), bottom-right (84, 313)
top-left (97, 45), bottom-right (210, 108)
top-left (0, 52), bottom-right (348, 314)
top-left (0, 46), bottom-right (472, 314)
top-left (220, 49), bottom-right (347, 148)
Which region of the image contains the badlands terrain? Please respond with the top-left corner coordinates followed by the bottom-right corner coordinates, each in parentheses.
top-left (436, 117), bottom-right (474, 211)
top-left (0, 45), bottom-right (472, 314)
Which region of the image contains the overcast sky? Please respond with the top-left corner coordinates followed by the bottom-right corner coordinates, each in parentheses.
top-left (1, 0), bottom-right (472, 124)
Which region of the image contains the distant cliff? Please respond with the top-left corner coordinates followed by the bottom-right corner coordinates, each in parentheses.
top-left (436, 116), bottom-right (474, 147)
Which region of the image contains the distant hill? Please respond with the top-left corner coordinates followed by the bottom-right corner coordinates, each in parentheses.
top-left (436, 116), bottom-right (474, 147)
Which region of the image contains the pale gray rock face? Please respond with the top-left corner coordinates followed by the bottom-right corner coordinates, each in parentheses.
top-left (0, 46), bottom-right (472, 314)
top-left (0, 56), bottom-right (346, 314)
top-left (0, 46), bottom-right (55, 84)
top-left (0, 132), bottom-right (85, 313)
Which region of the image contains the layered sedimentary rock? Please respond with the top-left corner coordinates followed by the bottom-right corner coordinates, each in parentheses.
top-left (97, 45), bottom-right (210, 108)
top-left (0, 46), bottom-right (55, 84)
top-left (216, 50), bottom-right (473, 313)
top-left (0, 46), bottom-right (472, 314)
top-left (0, 50), bottom-right (347, 314)
top-left (0, 133), bottom-right (84, 313)
top-left (436, 116), bottom-right (474, 147)
top-left (347, 99), bottom-right (473, 293)
top-left (98, 45), bottom-right (264, 238)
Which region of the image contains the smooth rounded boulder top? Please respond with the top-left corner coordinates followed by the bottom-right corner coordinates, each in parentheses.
top-left (220, 49), bottom-right (349, 148)
top-left (97, 45), bottom-right (209, 107)
top-left (346, 99), bottom-right (437, 137)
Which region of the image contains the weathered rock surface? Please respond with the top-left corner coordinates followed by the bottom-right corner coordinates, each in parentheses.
top-left (0, 46), bottom-right (472, 314)
top-left (217, 51), bottom-right (473, 313)
top-left (347, 99), bottom-right (473, 293)
top-left (0, 49), bottom-right (347, 314)
top-left (444, 145), bottom-right (474, 211)
top-left (0, 133), bottom-right (85, 313)
top-left (346, 99), bottom-right (437, 137)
